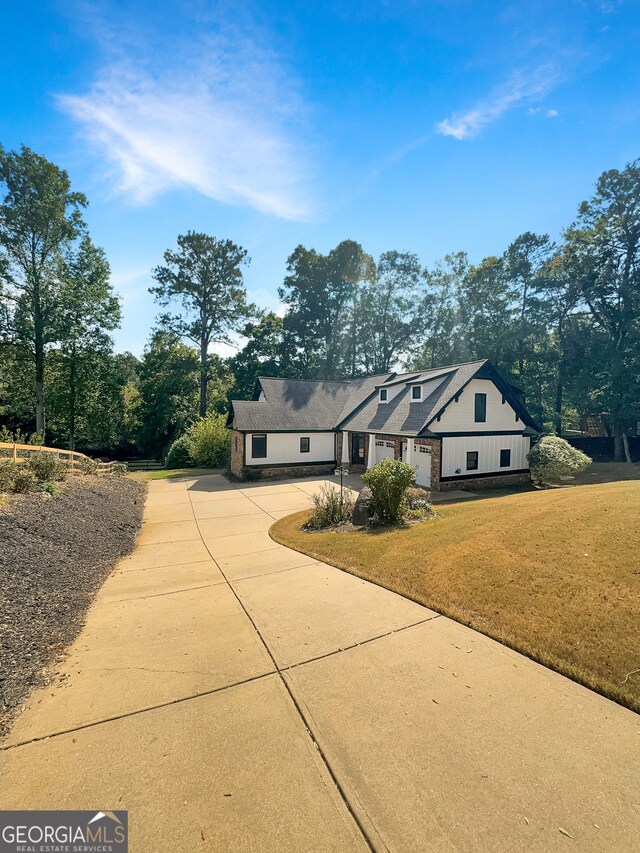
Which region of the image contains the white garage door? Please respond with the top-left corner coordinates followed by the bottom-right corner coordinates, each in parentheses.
top-left (374, 439), bottom-right (396, 464)
top-left (414, 444), bottom-right (431, 487)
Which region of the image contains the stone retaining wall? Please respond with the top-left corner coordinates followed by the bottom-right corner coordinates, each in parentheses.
top-left (439, 471), bottom-right (531, 491)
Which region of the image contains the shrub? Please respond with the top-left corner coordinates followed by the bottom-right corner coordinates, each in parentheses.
top-left (26, 452), bottom-right (68, 483)
top-left (405, 486), bottom-right (431, 508)
top-left (528, 435), bottom-right (592, 486)
top-left (76, 456), bottom-right (98, 475)
top-left (12, 468), bottom-right (38, 493)
top-left (110, 461), bottom-right (128, 477)
top-left (164, 434), bottom-right (194, 469)
top-left (361, 458), bottom-right (416, 525)
top-left (187, 414), bottom-right (231, 469)
top-left (303, 484), bottom-right (355, 530)
top-left (0, 459), bottom-right (20, 492)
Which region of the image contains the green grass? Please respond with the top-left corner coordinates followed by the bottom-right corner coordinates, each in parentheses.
top-left (272, 479), bottom-right (640, 714)
top-left (128, 467), bottom-right (224, 481)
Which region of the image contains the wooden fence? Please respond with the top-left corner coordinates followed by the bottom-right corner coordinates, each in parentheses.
top-left (0, 442), bottom-right (126, 474)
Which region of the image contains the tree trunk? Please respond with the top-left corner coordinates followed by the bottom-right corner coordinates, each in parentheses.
top-left (622, 433), bottom-right (632, 464)
top-left (613, 425), bottom-right (624, 462)
top-left (199, 333), bottom-right (208, 418)
top-left (69, 345), bottom-right (76, 450)
top-left (34, 282), bottom-right (46, 436)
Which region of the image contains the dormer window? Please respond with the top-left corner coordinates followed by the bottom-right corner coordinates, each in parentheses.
top-left (411, 386), bottom-right (422, 401)
top-left (379, 389), bottom-right (388, 402)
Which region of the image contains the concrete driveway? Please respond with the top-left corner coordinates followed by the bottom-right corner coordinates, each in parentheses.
top-left (1, 473), bottom-right (639, 851)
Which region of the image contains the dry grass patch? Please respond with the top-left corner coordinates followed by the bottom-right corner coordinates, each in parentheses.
top-left (271, 480), bottom-right (640, 713)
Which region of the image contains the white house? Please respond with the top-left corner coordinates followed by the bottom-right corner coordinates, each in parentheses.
top-left (227, 360), bottom-right (540, 490)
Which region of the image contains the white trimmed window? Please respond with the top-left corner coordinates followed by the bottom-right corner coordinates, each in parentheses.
top-left (379, 389), bottom-right (388, 402)
top-left (411, 386), bottom-right (422, 401)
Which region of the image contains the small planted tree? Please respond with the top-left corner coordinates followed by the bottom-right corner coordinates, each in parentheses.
top-left (361, 457), bottom-right (416, 525)
top-left (528, 436), bottom-right (592, 487)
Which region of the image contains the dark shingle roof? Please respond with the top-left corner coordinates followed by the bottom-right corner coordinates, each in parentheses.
top-left (229, 360), bottom-right (540, 435)
top-left (230, 377), bottom-right (361, 431)
top-left (338, 361), bottom-right (486, 436)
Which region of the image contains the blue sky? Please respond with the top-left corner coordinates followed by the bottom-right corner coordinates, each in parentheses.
top-left (1, 0), bottom-right (638, 355)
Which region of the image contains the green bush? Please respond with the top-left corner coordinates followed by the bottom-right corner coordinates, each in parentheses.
top-left (528, 435), bottom-right (592, 486)
top-left (12, 468), bottom-right (38, 493)
top-left (303, 484), bottom-right (355, 530)
top-left (187, 414), bottom-right (231, 468)
top-left (0, 459), bottom-right (20, 492)
top-left (362, 457), bottom-right (416, 525)
top-left (26, 452), bottom-right (68, 483)
top-left (164, 434), bottom-right (194, 469)
top-left (76, 456), bottom-right (98, 475)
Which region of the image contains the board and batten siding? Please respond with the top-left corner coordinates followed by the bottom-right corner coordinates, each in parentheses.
top-left (441, 434), bottom-right (530, 478)
top-left (432, 378), bottom-right (523, 432)
top-left (245, 432), bottom-right (335, 465)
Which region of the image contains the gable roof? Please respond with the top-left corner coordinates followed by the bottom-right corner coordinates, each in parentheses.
top-left (229, 376), bottom-right (372, 432)
top-left (228, 361), bottom-right (540, 435)
top-left (338, 361), bottom-right (486, 436)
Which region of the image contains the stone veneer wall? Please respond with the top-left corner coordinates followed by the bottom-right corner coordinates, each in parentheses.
top-left (438, 471), bottom-right (531, 491)
top-left (230, 428), bottom-right (244, 478)
top-left (242, 462), bottom-right (336, 480)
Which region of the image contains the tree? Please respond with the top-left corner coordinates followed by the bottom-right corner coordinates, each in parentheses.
top-left (53, 236), bottom-right (120, 448)
top-left (504, 232), bottom-right (553, 384)
top-left (0, 146), bottom-right (87, 434)
top-left (229, 311), bottom-right (293, 400)
top-left (279, 240), bottom-right (373, 380)
top-left (358, 251), bottom-right (423, 373)
top-left (564, 160), bottom-right (640, 459)
top-left (151, 232), bottom-right (252, 417)
top-left (136, 331), bottom-right (200, 456)
top-left (409, 253), bottom-right (466, 370)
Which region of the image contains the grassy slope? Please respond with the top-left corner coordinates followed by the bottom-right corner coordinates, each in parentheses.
top-left (128, 468), bottom-right (223, 481)
top-left (272, 480), bottom-right (640, 713)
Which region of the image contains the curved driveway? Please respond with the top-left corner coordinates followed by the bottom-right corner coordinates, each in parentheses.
top-left (1, 473), bottom-right (639, 851)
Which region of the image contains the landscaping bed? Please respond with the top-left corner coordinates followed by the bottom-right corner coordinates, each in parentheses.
top-left (271, 479), bottom-right (640, 714)
top-left (0, 476), bottom-right (146, 737)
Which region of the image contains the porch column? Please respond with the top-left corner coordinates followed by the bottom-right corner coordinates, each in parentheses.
top-left (341, 431), bottom-right (350, 464)
top-left (405, 437), bottom-right (413, 467)
top-left (367, 434), bottom-right (376, 469)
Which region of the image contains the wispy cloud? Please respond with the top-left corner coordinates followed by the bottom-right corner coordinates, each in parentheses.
top-left (57, 14), bottom-right (312, 220)
top-left (436, 65), bottom-right (562, 141)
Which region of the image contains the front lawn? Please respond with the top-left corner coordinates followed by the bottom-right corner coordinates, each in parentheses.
top-left (271, 480), bottom-right (640, 713)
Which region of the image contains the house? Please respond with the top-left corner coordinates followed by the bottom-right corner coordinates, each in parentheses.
top-left (227, 360), bottom-right (540, 490)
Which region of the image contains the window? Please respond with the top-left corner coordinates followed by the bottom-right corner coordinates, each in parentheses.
top-left (474, 392), bottom-right (487, 423)
top-left (466, 451), bottom-right (478, 471)
top-left (500, 448), bottom-right (511, 468)
top-left (252, 434), bottom-right (267, 459)
top-left (379, 389), bottom-right (388, 402)
top-left (300, 437), bottom-right (310, 453)
top-left (412, 386), bottom-right (422, 400)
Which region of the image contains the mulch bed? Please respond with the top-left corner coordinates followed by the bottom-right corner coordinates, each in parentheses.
top-left (0, 476), bottom-right (146, 739)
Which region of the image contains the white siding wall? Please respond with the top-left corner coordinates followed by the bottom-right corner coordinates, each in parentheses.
top-left (441, 434), bottom-right (530, 478)
top-left (246, 432), bottom-right (335, 465)
top-left (432, 379), bottom-right (523, 432)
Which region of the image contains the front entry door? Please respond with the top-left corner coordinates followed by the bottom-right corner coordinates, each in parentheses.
top-left (351, 433), bottom-right (365, 465)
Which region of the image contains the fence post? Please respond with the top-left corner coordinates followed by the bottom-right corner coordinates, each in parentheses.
top-left (12, 443), bottom-right (17, 462)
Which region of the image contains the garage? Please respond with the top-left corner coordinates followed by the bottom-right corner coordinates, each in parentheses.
top-left (374, 439), bottom-right (396, 465)
top-left (414, 444), bottom-right (432, 488)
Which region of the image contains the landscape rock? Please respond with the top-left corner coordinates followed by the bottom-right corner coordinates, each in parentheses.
top-left (352, 486), bottom-right (374, 526)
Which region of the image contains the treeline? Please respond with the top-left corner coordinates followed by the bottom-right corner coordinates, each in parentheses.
top-left (1, 145), bottom-right (639, 461)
